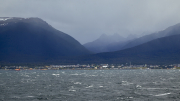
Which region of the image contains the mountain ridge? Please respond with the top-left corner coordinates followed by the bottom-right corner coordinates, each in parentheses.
top-left (122, 23), bottom-right (180, 49)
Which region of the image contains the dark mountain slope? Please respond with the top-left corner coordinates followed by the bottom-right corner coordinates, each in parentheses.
top-left (74, 34), bottom-right (180, 64)
top-left (0, 17), bottom-right (90, 62)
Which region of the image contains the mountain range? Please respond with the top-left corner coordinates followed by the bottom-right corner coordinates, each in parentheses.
top-left (67, 23), bottom-right (180, 64)
top-left (1, 17), bottom-right (180, 64)
top-left (84, 23), bottom-right (180, 53)
top-left (122, 23), bottom-right (180, 50)
top-left (70, 33), bottom-right (180, 64)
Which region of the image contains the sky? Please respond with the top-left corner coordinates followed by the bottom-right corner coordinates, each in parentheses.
top-left (1, 0), bottom-right (180, 44)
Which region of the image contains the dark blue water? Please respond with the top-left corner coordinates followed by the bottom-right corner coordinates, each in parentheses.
top-left (1, 69), bottom-right (180, 101)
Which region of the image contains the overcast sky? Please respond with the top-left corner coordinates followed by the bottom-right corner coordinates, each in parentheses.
top-left (1, 0), bottom-right (180, 44)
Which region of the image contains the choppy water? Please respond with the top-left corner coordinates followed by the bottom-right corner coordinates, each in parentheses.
top-left (1, 69), bottom-right (180, 101)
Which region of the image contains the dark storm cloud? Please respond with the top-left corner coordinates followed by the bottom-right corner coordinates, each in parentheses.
top-left (1, 0), bottom-right (180, 44)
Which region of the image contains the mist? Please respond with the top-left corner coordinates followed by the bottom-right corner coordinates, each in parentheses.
top-left (1, 0), bottom-right (180, 44)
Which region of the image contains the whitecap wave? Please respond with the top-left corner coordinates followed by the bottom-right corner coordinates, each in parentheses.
top-left (74, 82), bottom-right (82, 84)
top-left (136, 85), bottom-right (142, 88)
top-left (121, 81), bottom-right (133, 85)
top-left (86, 85), bottom-right (93, 88)
top-left (89, 75), bottom-right (97, 77)
top-left (154, 93), bottom-right (171, 96)
top-left (52, 74), bottom-right (60, 76)
top-left (69, 89), bottom-right (76, 92)
top-left (141, 88), bottom-right (167, 90)
top-left (71, 73), bottom-right (81, 75)
top-left (27, 96), bottom-right (35, 98)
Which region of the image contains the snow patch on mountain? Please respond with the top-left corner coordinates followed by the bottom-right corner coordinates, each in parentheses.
top-left (0, 17), bottom-right (13, 21)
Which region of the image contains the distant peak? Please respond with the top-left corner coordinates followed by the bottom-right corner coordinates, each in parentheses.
top-left (0, 17), bottom-right (47, 25)
top-left (0, 17), bottom-right (52, 30)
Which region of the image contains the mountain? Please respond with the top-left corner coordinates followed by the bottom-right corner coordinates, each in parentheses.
top-left (106, 34), bottom-right (137, 52)
top-left (72, 34), bottom-right (180, 64)
top-left (83, 33), bottom-right (135, 53)
top-left (83, 33), bottom-right (124, 53)
top-left (122, 23), bottom-right (180, 50)
top-left (0, 17), bottom-right (90, 62)
top-left (85, 23), bottom-right (180, 54)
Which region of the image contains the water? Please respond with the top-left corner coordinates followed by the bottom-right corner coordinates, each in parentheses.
top-left (0, 69), bottom-right (180, 101)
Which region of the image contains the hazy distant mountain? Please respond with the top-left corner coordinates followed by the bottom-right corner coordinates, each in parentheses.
top-left (83, 33), bottom-right (124, 53)
top-left (0, 17), bottom-right (90, 62)
top-left (83, 33), bottom-right (136, 53)
top-left (77, 34), bottom-right (180, 64)
top-left (106, 34), bottom-right (137, 52)
top-left (122, 23), bottom-right (180, 49)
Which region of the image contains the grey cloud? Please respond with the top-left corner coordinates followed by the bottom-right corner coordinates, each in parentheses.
top-left (1, 0), bottom-right (180, 44)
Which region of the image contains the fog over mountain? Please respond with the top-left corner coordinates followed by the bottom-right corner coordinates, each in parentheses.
top-left (83, 33), bottom-right (137, 53)
top-left (122, 23), bottom-right (180, 50)
top-left (1, 0), bottom-right (180, 44)
top-left (84, 23), bottom-right (180, 53)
